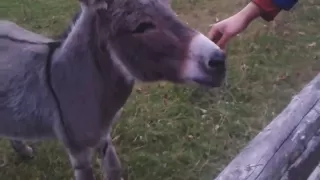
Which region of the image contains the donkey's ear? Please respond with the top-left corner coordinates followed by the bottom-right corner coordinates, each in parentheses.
top-left (103, 0), bottom-right (114, 4)
top-left (161, 0), bottom-right (172, 5)
top-left (79, 0), bottom-right (113, 6)
top-left (79, 0), bottom-right (94, 5)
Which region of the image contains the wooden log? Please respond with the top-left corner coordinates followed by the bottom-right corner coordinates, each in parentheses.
top-left (280, 131), bottom-right (320, 180)
top-left (307, 163), bottom-right (320, 180)
top-left (214, 73), bottom-right (320, 180)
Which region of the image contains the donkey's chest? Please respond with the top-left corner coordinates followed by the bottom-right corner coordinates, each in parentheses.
top-left (99, 78), bottom-right (134, 129)
top-left (67, 78), bottom-right (134, 147)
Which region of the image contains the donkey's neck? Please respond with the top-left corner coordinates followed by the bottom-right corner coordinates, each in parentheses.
top-left (53, 6), bottom-right (134, 92)
top-left (59, 7), bottom-right (94, 56)
top-left (50, 7), bottom-right (134, 144)
top-left (58, 6), bottom-right (133, 83)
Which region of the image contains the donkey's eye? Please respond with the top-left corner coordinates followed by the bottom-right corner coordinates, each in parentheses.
top-left (132, 22), bottom-right (156, 34)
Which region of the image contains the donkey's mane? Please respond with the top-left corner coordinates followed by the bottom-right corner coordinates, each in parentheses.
top-left (56, 7), bottom-right (134, 83)
top-left (57, 10), bottom-right (82, 41)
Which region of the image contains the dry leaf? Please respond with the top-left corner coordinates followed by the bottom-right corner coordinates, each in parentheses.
top-left (188, 135), bottom-right (194, 139)
top-left (215, 125), bottom-right (220, 131)
top-left (163, 94), bottom-right (168, 105)
top-left (136, 88), bottom-right (143, 93)
top-left (307, 42), bottom-right (317, 47)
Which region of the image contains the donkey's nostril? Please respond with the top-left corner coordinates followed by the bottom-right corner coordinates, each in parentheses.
top-left (207, 51), bottom-right (226, 69)
top-left (208, 59), bottom-right (224, 68)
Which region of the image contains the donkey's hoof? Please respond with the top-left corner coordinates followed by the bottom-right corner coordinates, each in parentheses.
top-left (21, 146), bottom-right (34, 158)
top-left (0, 155), bottom-right (7, 167)
top-left (15, 146), bottom-right (34, 159)
top-left (96, 157), bottom-right (102, 167)
top-left (11, 141), bottom-right (35, 159)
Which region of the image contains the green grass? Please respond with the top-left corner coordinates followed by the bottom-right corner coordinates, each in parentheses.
top-left (1, 0), bottom-right (320, 180)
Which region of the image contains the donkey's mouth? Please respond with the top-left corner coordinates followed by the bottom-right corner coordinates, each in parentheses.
top-left (192, 77), bottom-right (224, 88)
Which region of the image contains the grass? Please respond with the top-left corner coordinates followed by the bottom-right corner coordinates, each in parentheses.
top-left (1, 0), bottom-right (320, 179)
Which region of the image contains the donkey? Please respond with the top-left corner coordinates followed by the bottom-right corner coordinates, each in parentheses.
top-left (0, 0), bottom-right (226, 179)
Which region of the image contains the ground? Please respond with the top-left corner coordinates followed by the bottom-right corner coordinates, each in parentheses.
top-left (0, 0), bottom-right (319, 179)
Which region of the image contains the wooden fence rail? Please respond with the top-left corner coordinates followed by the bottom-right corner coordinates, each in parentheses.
top-left (214, 73), bottom-right (320, 180)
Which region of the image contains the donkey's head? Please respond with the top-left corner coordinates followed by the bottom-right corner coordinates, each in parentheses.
top-left (81, 0), bottom-right (226, 87)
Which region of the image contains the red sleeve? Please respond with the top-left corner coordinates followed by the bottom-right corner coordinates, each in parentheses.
top-left (252, 0), bottom-right (281, 21)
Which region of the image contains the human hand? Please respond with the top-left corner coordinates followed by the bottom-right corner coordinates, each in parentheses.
top-left (208, 2), bottom-right (262, 49)
top-left (208, 15), bottom-right (250, 49)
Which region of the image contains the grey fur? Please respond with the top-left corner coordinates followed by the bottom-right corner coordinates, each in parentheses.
top-left (0, 0), bottom-right (226, 179)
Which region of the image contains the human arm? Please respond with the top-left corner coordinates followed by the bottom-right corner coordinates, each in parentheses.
top-left (253, 0), bottom-right (298, 21)
top-left (208, 0), bottom-right (298, 49)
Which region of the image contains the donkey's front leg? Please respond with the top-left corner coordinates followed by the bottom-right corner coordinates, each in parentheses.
top-left (10, 140), bottom-right (34, 158)
top-left (97, 135), bottom-right (122, 180)
top-left (67, 147), bottom-right (95, 180)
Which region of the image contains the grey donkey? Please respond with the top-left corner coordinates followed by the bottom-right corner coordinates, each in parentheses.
top-left (0, 0), bottom-right (226, 179)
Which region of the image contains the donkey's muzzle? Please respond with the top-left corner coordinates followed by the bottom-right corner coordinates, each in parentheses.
top-left (206, 50), bottom-right (226, 73)
top-left (195, 50), bottom-right (226, 87)
top-left (182, 33), bottom-right (226, 88)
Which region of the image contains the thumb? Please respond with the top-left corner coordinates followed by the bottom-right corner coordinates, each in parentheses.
top-left (208, 26), bottom-right (223, 43)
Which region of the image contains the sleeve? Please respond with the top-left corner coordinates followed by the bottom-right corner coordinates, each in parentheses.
top-left (272, 0), bottom-right (298, 10)
top-left (252, 0), bottom-right (298, 21)
top-left (252, 0), bottom-right (281, 21)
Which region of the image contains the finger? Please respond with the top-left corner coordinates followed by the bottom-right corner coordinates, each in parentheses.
top-left (217, 33), bottom-right (231, 49)
top-left (208, 26), bottom-right (223, 43)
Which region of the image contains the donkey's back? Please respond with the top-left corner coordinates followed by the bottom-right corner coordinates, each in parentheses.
top-left (0, 20), bottom-right (58, 140)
